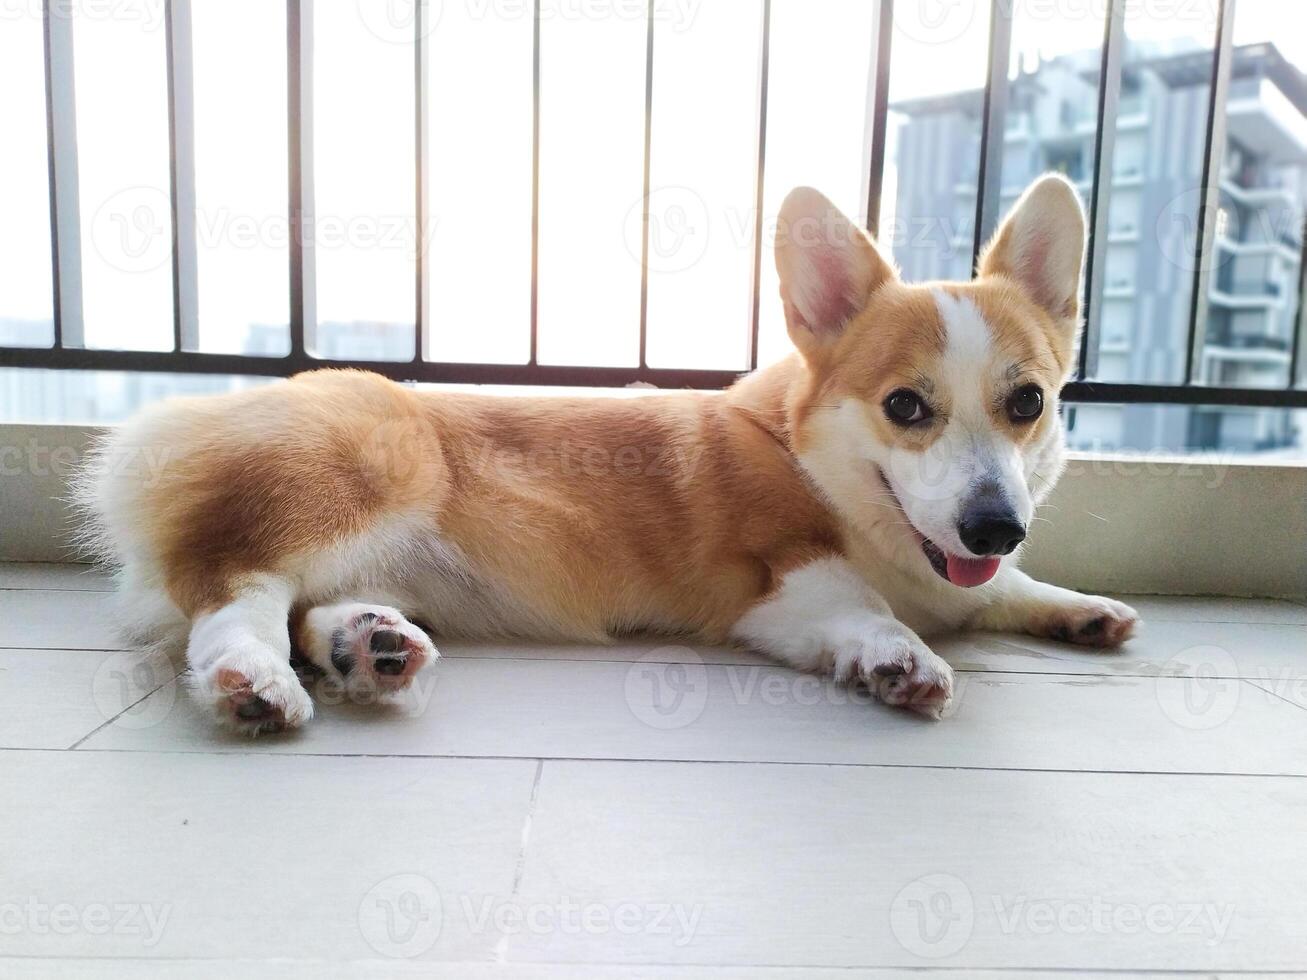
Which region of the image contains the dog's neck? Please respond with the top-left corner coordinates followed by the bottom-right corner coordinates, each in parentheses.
top-left (725, 353), bottom-right (814, 453)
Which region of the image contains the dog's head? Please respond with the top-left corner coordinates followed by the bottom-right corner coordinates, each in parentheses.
top-left (776, 174), bottom-right (1085, 588)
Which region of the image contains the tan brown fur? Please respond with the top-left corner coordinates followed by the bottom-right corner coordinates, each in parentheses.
top-left (132, 276), bottom-right (1066, 638)
top-left (72, 172), bottom-right (1154, 740)
top-left (80, 173), bottom-right (1146, 734)
top-left (133, 362), bottom-right (841, 642)
top-left (138, 371), bottom-right (447, 615)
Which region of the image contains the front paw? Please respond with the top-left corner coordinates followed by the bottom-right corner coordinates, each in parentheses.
top-left (1035, 595), bottom-right (1138, 648)
top-left (829, 627), bottom-right (954, 719)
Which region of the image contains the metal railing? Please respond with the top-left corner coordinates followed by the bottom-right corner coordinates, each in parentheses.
top-left (4, 0), bottom-right (1307, 410)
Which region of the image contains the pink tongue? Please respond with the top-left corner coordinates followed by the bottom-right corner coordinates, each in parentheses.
top-left (946, 553), bottom-right (1001, 587)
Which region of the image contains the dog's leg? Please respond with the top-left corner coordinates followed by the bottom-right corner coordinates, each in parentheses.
top-left (186, 573), bottom-right (313, 734)
top-left (970, 567), bottom-right (1138, 647)
top-left (731, 557), bottom-right (953, 717)
top-left (292, 599), bottom-right (438, 694)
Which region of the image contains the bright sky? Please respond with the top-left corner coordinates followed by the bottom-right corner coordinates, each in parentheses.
top-left (0, 0), bottom-right (1303, 367)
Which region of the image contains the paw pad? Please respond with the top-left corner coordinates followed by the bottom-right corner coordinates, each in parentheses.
top-left (370, 629), bottom-right (406, 655)
top-left (1078, 617), bottom-right (1106, 638)
top-left (326, 609), bottom-right (434, 690)
top-left (1042, 599), bottom-right (1137, 649)
top-left (214, 668), bottom-right (290, 733)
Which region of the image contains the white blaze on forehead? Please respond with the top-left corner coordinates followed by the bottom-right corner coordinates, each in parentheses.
top-left (933, 288), bottom-right (993, 366)
top-left (926, 287), bottom-right (1035, 530)
top-left (932, 289), bottom-right (995, 417)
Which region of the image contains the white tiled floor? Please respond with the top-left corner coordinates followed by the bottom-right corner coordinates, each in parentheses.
top-left (1, 563), bottom-right (1305, 976)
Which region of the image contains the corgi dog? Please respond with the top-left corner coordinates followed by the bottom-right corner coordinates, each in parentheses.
top-left (81, 173), bottom-right (1136, 734)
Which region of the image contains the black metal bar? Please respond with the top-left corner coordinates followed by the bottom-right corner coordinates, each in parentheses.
top-left (287, 0), bottom-right (310, 358)
top-left (971, 0), bottom-right (1013, 270)
top-left (165, 0), bottom-right (182, 352)
top-left (864, 0), bottom-right (894, 237)
top-left (164, 0), bottom-right (198, 353)
top-left (42, 0), bottom-right (82, 348)
top-left (414, 0), bottom-right (427, 363)
top-left (1078, 0), bottom-right (1124, 381)
top-left (0, 346), bottom-right (746, 390)
top-left (528, 0), bottom-right (541, 366)
top-left (636, 0), bottom-right (654, 371)
top-left (1289, 214), bottom-right (1307, 389)
top-left (5, 342), bottom-right (1306, 408)
top-left (1060, 381), bottom-right (1307, 409)
top-left (746, 0), bottom-right (772, 371)
top-left (1182, 0), bottom-right (1235, 385)
top-left (42, 0), bottom-right (63, 349)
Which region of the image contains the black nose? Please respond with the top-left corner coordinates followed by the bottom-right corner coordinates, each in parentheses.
top-left (958, 512), bottom-right (1026, 556)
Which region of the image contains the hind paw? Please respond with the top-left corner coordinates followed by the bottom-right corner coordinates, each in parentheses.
top-left (297, 602), bottom-right (438, 696)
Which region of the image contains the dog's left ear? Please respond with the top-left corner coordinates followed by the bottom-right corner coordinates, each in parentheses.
top-left (978, 173), bottom-right (1086, 333)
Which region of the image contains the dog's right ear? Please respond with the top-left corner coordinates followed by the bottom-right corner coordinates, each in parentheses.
top-left (775, 187), bottom-right (896, 360)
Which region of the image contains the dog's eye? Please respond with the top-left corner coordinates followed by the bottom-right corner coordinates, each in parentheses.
top-left (1007, 384), bottom-right (1043, 422)
top-left (884, 389), bottom-right (931, 426)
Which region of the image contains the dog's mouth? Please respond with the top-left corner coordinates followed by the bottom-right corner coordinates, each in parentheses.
top-left (876, 471), bottom-right (1002, 589)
